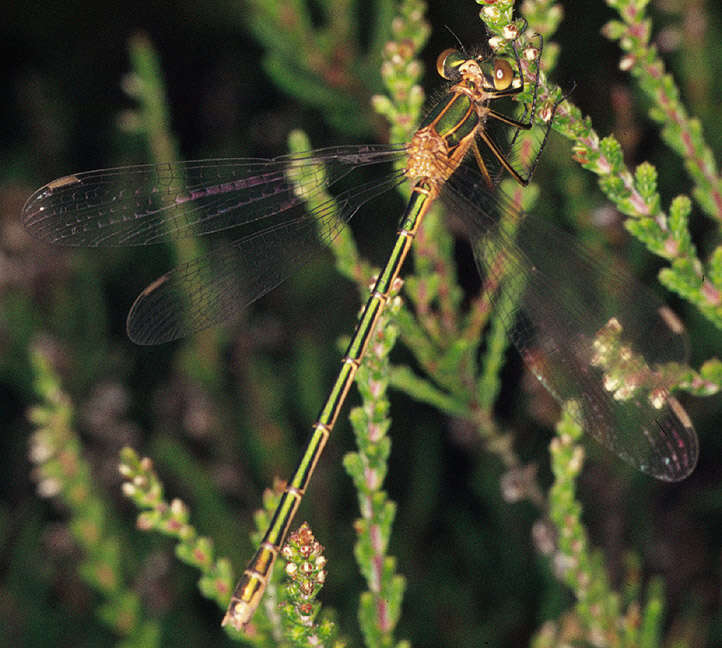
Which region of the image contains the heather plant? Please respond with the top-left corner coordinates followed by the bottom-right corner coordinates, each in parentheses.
top-left (4, 1), bottom-right (721, 647)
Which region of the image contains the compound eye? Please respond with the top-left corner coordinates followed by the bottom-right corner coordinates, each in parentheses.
top-left (436, 48), bottom-right (465, 80)
top-left (492, 58), bottom-right (513, 90)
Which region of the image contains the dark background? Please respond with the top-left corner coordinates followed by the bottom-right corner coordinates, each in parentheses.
top-left (1, 1), bottom-right (721, 646)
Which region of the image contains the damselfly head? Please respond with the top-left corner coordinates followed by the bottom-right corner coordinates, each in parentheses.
top-left (436, 48), bottom-right (516, 93)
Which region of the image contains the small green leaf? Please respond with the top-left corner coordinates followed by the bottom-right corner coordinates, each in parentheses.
top-left (601, 19), bottom-right (627, 40)
top-left (633, 162), bottom-right (657, 199)
top-left (599, 136), bottom-right (625, 173)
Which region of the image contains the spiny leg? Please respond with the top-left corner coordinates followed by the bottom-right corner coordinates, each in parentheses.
top-left (479, 34), bottom-right (560, 188)
top-left (481, 31), bottom-right (545, 175)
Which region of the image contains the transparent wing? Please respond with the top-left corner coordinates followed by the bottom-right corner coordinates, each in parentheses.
top-left (446, 169), bottom-right (698, 481)
top-left (126, 170), bottom-right (404, 344)
top-left (22, 146), bottom-right (403, 246)
top-left (22, 146), bottom-right (406, 344)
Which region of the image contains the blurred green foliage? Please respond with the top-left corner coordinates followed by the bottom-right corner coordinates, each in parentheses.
top-left (2, 0), bottom-right (722, 647)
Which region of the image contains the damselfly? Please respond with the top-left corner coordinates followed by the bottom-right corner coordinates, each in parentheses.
top-left (21, 29), bottom-right (698, 630)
